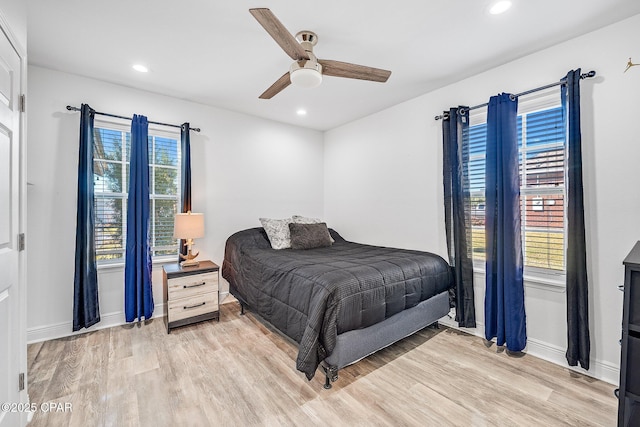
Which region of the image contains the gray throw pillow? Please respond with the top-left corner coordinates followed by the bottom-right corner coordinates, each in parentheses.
top-left (292, 215), bottom-right (334, 243)
top-left (289, 222), bottom-right (333, 250)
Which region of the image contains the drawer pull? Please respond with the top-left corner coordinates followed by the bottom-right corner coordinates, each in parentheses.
top-left (184, 282), bottom-right (207, 289)
top-left (184, 302), bottom-right (206, 310)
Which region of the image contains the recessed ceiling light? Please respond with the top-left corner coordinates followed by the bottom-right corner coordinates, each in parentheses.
top-left (132, 64), bottom-right (149, 73)
top-left (489, 1), bottom-right (512, 15)
top-left (296, 109), bottom-right (307, 116)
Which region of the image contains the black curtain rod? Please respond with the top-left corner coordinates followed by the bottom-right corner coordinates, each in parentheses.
top-left (66, 105), bottom-right (201, 132)
top-left (434, 70), bottom-right (596, 121)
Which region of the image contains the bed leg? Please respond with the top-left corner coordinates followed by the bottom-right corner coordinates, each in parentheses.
top-left (240, 303), bottom-right (245, 315)
top-left (428, 321), bottom-right (440, 329)
top-left (323, 374), bottom-right (331, 389)
top-left (321, 364), bottom-right (338, 390)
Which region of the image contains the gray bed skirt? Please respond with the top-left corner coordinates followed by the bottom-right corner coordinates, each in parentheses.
top-left (324, 290), bottom-right (450, 370)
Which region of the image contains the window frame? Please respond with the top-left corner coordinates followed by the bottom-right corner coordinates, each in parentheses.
top-left (93, 118), bottom-right (182, 266)
top-left (467, 89), bottom-right (567, 286)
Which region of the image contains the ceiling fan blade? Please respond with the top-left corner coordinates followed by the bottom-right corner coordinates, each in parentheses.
top-left (259, 72), bottom-right (291, 99)
top-left (250, 8), bottom-right (309, 61)
top-left (319, 60), bottom-right (391, 83)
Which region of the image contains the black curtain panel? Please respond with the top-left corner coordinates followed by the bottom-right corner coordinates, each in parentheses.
top-left (72, 104), bottom-right (100, 331)
top-left (179, 123), bottom-right (192, 261)
top-left (484, 94), bottom-right (527, 352)
top-left (562, 69), bottom-right (590, 370)
top-left (442, 107), bottom-right (476, 328)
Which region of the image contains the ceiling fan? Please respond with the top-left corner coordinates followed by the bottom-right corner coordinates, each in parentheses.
top-left (249, 8), bottom-right (392, 99)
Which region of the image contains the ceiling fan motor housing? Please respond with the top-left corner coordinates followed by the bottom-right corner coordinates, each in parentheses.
top-left (295, 30), bottom-right (318, 47)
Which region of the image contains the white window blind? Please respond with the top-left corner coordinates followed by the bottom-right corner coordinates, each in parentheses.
top-left (468, 90), bottom-right (566, 276)
top-left (93, 122), bottom-right (181, 263)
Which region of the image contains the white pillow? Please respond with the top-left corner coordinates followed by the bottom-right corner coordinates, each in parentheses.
top-left (259, 217), bottom-right (292, 250)
top-left (292, 215), bottom-right (322, 224)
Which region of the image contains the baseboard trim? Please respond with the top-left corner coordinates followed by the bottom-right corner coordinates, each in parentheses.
top-left (27, 303), bottom-right (166, 344)
top-left (526, 336), bottom-right (620, 386)
top-left (28, 292), bottom-right (232, 344)
top-left (439, 316), bottom-right (619, 386)
top-left (28, 291), bottom-right (233, 344)
top-left (219, 291), bottom-right (231, 304)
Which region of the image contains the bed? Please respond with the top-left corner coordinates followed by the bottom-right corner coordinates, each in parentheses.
top-left (221, 226), bottom-right (453, 388)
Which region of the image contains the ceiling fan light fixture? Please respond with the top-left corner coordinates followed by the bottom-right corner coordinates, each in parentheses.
top-left (132, 64), bottom-right (149, 73)
top-left (489, 1), bottom-right (512, 15)
top-left (290, 67), bottom-right (322, 88)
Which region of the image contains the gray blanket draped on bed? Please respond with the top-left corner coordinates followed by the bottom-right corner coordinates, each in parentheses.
top-left (222, 228), bottom-right (453, 379)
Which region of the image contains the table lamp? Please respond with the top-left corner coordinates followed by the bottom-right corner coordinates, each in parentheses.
top-left (173, 211), bottom-right (205, 267)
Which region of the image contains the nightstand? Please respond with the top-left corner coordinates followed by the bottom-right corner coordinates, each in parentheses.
top-left (162, 260), bottom-right (219, 333)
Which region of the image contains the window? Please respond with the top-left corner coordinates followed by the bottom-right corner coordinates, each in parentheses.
top-left (93, 122), bottom-right (181, 262)
top-left (468, 92), bottom-right (566, 276)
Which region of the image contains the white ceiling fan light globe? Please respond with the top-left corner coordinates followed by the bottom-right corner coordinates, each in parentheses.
top-left (132, 64), bottom-right (149, 73)
top-left (489, 1), bottom-right (512, 15)
top-left (290, 68), bottom-right (323, 88)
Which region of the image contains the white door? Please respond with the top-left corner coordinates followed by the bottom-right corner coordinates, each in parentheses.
top-left (0, 25), bottom-right (23, 427)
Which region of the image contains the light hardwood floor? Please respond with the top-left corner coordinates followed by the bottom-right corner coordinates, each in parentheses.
top-left (27, 301), bottom-right (617, 426)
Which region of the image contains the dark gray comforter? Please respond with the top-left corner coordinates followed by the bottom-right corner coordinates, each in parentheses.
top-left (222, 227), bottom-right (453, 379)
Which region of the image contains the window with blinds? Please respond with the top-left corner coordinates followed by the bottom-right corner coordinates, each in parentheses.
top-left (468, 101), bottom-right (566, 275)
top-left (93, 124), bottom-right (181, 263)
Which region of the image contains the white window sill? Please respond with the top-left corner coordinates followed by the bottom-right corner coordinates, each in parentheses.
top-left (97, 256), bottom-right (180, 271)
top-left (473, 267), bottom-right (566, 292)
top-left (523, 273), bottom-right (566, 292)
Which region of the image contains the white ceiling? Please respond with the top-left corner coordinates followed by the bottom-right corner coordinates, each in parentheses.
top-left (27, 0), bottom-right (640, 131)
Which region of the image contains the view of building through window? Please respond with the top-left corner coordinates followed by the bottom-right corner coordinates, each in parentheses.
top-left (468, 106), bottom-right (566, 273)
top-left (93, 125), bottom-right (181, 262)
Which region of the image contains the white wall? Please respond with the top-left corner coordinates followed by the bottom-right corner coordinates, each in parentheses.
top-left (27, 66), bottom-right (324, 342)
top-left (324, 14), bottom-right (640, 384)
top-left (0, 0), bottom-right (26, 52)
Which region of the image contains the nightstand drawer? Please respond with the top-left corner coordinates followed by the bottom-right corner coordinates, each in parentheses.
top-left (168, 291), bottom-right (218, 323)
top-left (167, 272), bottom-right (218, 300)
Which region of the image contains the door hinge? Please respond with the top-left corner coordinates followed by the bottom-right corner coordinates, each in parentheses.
top-left (18, 373), bottom-right (24, 391)
top-left (18, 233), bottom-right (25, 251)
top-left (19, 94), bottom-right (25, 112)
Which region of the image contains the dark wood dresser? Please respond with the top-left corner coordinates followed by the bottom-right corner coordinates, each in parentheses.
top-left (619, 242), bottom-right (640, 425)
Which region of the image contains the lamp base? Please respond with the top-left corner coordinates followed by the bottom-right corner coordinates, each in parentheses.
top-left (180, 259), bottom-right (200, 268)
top-left (180, 248), bottom-right (200, 267)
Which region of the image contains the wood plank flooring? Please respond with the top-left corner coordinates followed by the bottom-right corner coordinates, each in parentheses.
top-left (27, 302), bottom-right (617, 426)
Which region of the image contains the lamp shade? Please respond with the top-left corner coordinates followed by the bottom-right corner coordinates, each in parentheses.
top-left (173, 212), bottom-right (205, 239)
